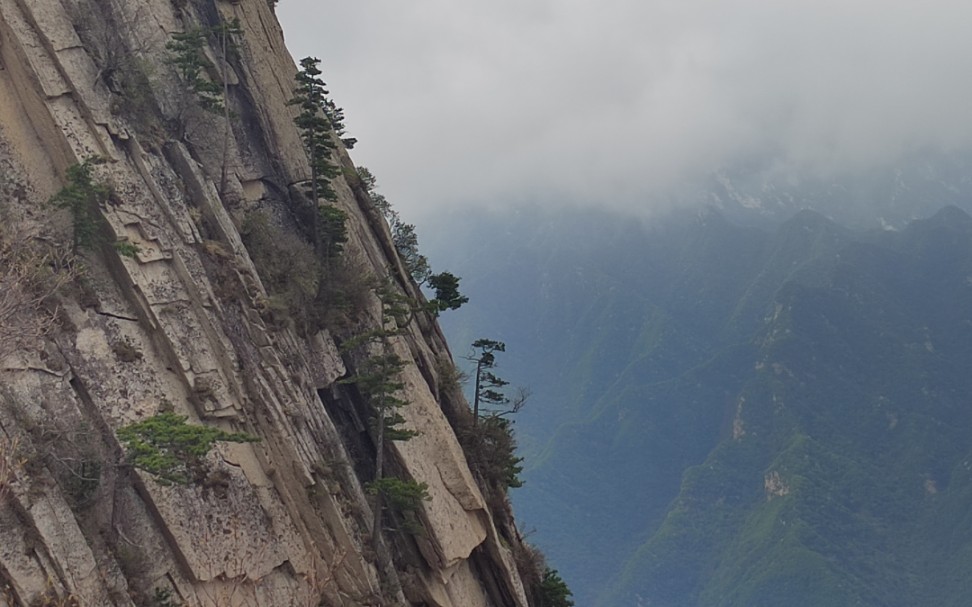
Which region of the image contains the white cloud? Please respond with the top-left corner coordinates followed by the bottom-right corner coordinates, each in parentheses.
top-left (277, 1), bottom-right (972, 219)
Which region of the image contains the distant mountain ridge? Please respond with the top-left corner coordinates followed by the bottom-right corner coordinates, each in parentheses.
top-left (427, 204), bottom-right (972, 606)
top-left (694, 150), bottom-right (972, 230)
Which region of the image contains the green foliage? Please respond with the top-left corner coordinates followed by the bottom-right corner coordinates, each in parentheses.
top-left (289, 57), bottom-right (348, 258)
top-left (117, 413), bottom-right (259, 485)
top-left (392, 222), bottom-right (431, 283)
top-left (242, 211), bottom-right (369, 333)
top-left (50, 156), bottom-right (110, 252)
top-left (316, 254), bottom-right (378, 328)
top-left (318, 203), bottom-right (349, 258)
top-left (468, 338), bottom-right (512, 419)
top-left (290, 57), bottom-right (339, 201)
top-left (105, 54), bottom-right (159, 135)
top-left (166, 29), bottom-right (223, 113)
top-left (341, 288), bottom-right (417, 442)
top-left (113, 240), bottom-right (140, 258)
top-left (211, 18), bottom-right (244, 50)
top-left (464, 415), bottom-right (524, 490)
top-left (427, 271), bottom-right (468, 313)
top-left (367, 476), bottom-right (430, 512)
top-left (323, 98), bottom-right (356, 149)
top-left (342, 284), bottom-right (430, 538)
top-left (361, 167), bottom-right (469, 314)
top-left (435, 358), bottom-right (467, 396)
top-left (338, 284), bottom-right (409, 349)
top-left (359, 166), bottom-right (440, 286)
top-left (357, 167), bottom-right (388, 214)
top-left (345, 353), bottom-right (407, 411)
top-left (166, 20), bottom-right (241, 114)
top-left (477, 371), bottom-right (509, 409)
top-left (367, 476), bottom-right (430, 534)
top-left (375, 282), bottom-right (418, 330)
top-left (459, 339), bottom-right (526, 490)
top-left (537, 568), bottom-right (574, 607)
top-left (471, 338), bottom-right (505, 357)
top-left (455, 207), bottom-right (972, 606)
top-left (381, 411), bottom-right (421, 442)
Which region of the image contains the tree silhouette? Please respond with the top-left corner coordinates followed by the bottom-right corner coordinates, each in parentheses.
top-left (466, 339), bottom-right (526, 422)
top-left (428, 271), bottom-right (469, 313)
top-left (341, 284), bottom-right (428, 542)
top-left (289, 56), bottom-right (347, 257)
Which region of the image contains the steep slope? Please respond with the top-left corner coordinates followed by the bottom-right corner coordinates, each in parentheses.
top-left (0, 1), bottom-right (532, 606)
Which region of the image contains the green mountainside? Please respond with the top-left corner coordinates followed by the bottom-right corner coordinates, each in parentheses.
top-left (425, 204), bottom-right (972, 606)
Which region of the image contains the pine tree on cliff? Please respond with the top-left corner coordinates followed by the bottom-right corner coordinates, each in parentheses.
top-left (464, 338), bottom-right (527, 490)
top-left (165, 19), bottom-right (243, 196)
top-left (289, 57), bottom-right (347, 258)
top-left (166, 28), bottom-right (225, 113)
top-left (341, 284), bottom-right (428, 544)
top-left (427, 271), bottom-right (469, 313)
top-left (50, 156), bottom-right (110, 253)
top-left (357, 167), bottom-right (470, 311)
top-left (468, 338), bottom-right (508, 422)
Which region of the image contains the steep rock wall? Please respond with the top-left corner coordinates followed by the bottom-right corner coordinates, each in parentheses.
top-left (0, 1), bottom-right (529, 605)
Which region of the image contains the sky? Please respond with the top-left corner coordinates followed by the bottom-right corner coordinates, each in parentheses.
top-left (276, 1), bottom-right (972, 221)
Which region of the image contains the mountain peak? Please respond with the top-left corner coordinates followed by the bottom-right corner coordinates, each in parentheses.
top-left (781, 208), bottom-right (838, 231)
top-left (925, 204), bottom-right (972, 228)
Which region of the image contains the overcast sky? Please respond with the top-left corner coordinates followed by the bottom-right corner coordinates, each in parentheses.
top-left (276, 1), bottom-right (972, 220)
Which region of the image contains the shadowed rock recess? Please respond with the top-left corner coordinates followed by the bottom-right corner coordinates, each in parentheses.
top-left (0, 1), bottom-right (533, 605)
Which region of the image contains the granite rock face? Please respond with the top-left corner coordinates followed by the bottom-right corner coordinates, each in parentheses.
top-left (0, 1), bottom-right (529, 605)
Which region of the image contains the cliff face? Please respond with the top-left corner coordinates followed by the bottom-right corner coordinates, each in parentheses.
top-left (0, 1), bottom-right (529, 605)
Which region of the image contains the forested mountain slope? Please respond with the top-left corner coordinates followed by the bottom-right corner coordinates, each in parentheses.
top-left (430, 204), bottom-right (972, 606)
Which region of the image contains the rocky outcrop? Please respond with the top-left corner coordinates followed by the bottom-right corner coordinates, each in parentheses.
top-left (0, 1), bottom-right (529, 605)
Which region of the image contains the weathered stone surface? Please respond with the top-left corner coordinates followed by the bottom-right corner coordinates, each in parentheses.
top-left (390, 338), bottom-right (489, 570)
top-left (0, 0), bottom-right (531, 605)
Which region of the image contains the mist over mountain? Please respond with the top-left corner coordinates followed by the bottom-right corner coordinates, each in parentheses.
top-left (281, 2), bottom-right (972, 222)
top-left (689, 149), bottom-right (972, 229)
top-left (424, 198), bottom-right (972, 606)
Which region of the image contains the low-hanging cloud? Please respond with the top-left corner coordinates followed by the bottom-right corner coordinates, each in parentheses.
top-left (277, 0), bottom-right (972, 219)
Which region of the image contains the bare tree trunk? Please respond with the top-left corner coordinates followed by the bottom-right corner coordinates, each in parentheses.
top-left (372, 391), bottom-right (385, 547)
top-left (473, 358), bottom-right (483, 424)
top-left (310, 148), bottom-right (322, 256)
top-left (219, 27), bottom-right (232, 197)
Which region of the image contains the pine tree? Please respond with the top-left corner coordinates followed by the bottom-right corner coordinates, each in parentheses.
top-left (538, 568), bottom-right (574, 607)
top-left (462, 339), bottom-right (528, 490)
top-left (50, 156), bottom-right (110, 253)
top-left (428, 271), bottom-right (469, 313)
top-left (342, 284), bottom-right (428, 540)
top-left (289, 57), bottom-right (347, 257)
top-left (392, 222), bottom-right (431, 284)
top-left (166, 28), bottom-right (224, 113)
top-left (118, 413), bottom-right (259, 485)
top-left (166, 19), bottom-right (242, 194)
top-left (323, 98), bottom-right (357, 149)
top-left (468, 338), bottom-right (507, 422)
top-left (358, 167), bottom-right (470, 303)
